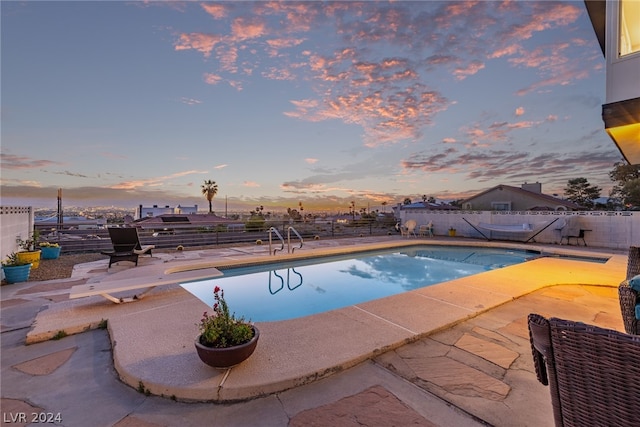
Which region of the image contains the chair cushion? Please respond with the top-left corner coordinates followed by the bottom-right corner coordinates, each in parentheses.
top-left (630, 274), bottom-right (640, 292)
top-left (636, 303), bottom-right (640, 320)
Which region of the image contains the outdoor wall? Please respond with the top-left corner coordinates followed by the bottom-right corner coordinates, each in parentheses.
top-left (397, 209), bottom-right (639, 250)
top-left (0, 206), bottom-right (34, 262)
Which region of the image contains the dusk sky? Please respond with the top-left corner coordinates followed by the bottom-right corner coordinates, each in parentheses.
top-left (1, 1), bottom-right (624, 213)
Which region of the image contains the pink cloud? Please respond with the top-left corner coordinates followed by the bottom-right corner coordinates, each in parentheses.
top-left (110, 170), bottom-right (207, 190)
top-left (305, 158), bottom-right (319, 164)
top-left (453, 60), bottom-right (485, 80)
top-left (515, 107), bottom-right (525, 116)
top-left (174, 33), bottom-right (221, 57)
top-left (503, 3), bottom-right (581, 41)
top-left (203, 73), bottom-right (222, 85)
top-left (231, 17), bottom-right (267, 40)
top-left (201, 3), bottom-right (228, 19)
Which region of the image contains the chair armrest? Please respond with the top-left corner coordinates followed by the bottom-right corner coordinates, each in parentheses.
top-left (619, 281), bottom-right (639, 335)
top-left (528, 313), bottom-right (551, 385)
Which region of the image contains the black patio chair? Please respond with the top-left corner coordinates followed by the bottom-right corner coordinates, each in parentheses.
top-left (101, 227), bottom-right (154, 268)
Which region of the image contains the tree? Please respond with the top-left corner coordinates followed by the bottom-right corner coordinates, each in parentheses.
top-left (403, 197), bottom-right (412, 205)
top-left (609, 162), bottom-right (640, 208)
top-left (201, 180), bottom-right (218, 214)
top-left (564, 178), bottom-right (601, 209)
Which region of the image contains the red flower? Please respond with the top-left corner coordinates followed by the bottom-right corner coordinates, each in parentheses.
top-left (214, 286), bottom-right (221, 293)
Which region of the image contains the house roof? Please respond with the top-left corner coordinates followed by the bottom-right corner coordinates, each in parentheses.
top-left (584, 0), bottom-right (605, 55)
top-left (399, 202), bottom-right (459, 210)
top-left (461, 184), bottom-right (583, 210)
top-left (133, 214), bottom-right (242, 229)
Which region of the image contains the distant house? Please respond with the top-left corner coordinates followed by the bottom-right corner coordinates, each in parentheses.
top-left (584, 0), bottom-right (640, 164)
top-left (133, 213), bottom-right (243, 232)
top-left (136, 204), bottom-right (198, 220)
top-left (391, 201), bottom-right (459, 218)
top-left (460, 183), bottom-right (582, 211)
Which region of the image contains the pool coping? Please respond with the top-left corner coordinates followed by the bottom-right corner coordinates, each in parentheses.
top-left (26, 237), bottom-right (627, 402)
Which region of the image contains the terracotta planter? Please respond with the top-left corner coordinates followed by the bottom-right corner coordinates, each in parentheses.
top-left (2, 264), bottom-right (32, 284)
top-left (195, 326), bottom-right (260, 368)
top-left (41, 246), bottom-right (61, 259)
top-left (16, 250), bottom-right (41, 269)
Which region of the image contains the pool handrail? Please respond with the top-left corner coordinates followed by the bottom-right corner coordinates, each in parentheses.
top-left (268, 227), bottom-right (285, 255)
top-left (288, 226), bottom-right (304, 254)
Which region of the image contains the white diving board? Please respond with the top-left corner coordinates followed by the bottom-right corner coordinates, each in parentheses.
top-left (69, 263), bottom-right (224, 304)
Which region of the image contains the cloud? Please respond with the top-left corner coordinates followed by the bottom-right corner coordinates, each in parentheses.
top-left (110, 170), bottom-right (208, 190)
top-left (305, 158), bottom-right (319, 164)
top-left (174, 33), bottom-right (222, 57)
top-left (201, 3), bottom-right (228, 19)
top-left (214, 164), bottom-right (228, 169)
top-left (453, 60), bottom-right (485, 80)
top-left (180, 97), bottom-right (202, 105)
top-left (501, 3), bottom-right (582, 41)
top-left (0, 153), bottom-right (64, 170)
top-left (231, 16), bottom-right (267, 40)
top-left (243, 181), bottom-right (260, 187)
top-left (515, 107), bottom-right (525, 116)
top-left (171, 2), bottom-right (596, 149)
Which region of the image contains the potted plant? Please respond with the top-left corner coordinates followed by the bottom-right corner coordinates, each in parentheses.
top-left (2, 252), bottom-right (32, 284)
top-left (448, 227), bottom-right (457, 237)
top-left (195, 286), bottom-right (259, 368)
top-left (16, 230), bottom-right (41, 269)
top-left (39, 242), bottom-right (61, 259)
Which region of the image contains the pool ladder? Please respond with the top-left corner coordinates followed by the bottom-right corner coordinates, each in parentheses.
top-left (268, 226), bottom-right (304, 255)
top-left (268, 268), bottom-right (303, 294)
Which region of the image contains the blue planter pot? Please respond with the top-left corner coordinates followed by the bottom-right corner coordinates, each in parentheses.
top-left (2, 264), bottom-right (32, 284)
top-left (41, 246), bottom-right (61, 259)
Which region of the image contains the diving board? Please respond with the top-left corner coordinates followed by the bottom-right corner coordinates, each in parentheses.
top-left (463, 217), bottom-right (559, 243)
top-left (69, 263), bottom-right (224, 304)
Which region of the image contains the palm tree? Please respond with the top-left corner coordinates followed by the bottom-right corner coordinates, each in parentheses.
top-left (201, 180), bottom-right (218, 214)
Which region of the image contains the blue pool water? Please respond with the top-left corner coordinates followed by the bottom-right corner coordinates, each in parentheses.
top-left (181, 246), bottom-right (541, 322)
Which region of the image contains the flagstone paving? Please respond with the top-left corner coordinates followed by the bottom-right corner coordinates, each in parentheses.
top-left (1, 237), bottom-right (628, 426)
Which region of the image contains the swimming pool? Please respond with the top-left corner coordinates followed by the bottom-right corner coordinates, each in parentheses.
top-left (180, 245), bottom-right (540, 322)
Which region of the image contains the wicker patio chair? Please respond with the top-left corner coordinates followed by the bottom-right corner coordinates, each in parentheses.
top-left (618, 246), bottom-right (640, 335)
top-left (528, 314), bottom-right (640, 427)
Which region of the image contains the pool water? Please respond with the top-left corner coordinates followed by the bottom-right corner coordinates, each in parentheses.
top-left (181, 246), bottom-right (540, 322)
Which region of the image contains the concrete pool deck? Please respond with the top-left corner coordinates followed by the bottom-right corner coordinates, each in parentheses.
top-left (1, 236), bottom-right (629, 426)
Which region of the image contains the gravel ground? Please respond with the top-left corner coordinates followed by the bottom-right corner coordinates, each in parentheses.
top-left (26, 253), bottom-right (106, 282)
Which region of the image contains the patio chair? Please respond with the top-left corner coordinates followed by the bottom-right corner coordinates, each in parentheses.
top-left (618, 246), bottom-right (640, 335)
top-left (419, 221), bottom-right (434, 237)
top-left (400, 220), bottom-right (417, 238)
top-left (528, 313), bottom-right (640, 427)
top-left (101, 227), bottom-right (155, 268)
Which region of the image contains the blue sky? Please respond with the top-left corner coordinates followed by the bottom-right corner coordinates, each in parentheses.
top-left (1, 1), bottom-right (623, 212)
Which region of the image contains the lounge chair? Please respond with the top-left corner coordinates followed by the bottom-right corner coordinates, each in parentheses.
top-left (419, 221), bottom-right (434, 237)
top-left (101, 227), bottom-right (155, 268)
top-left (528, 313), bottom-right (640, 427)
top-left (619, 246), bottom-right (640, 335)
top-left (400, 220), bottom-right (417, 238)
